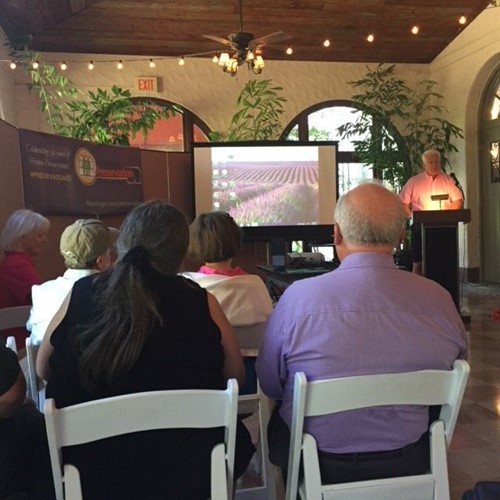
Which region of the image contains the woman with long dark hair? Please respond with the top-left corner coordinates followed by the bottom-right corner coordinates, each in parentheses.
top-left (37, 200), bottom-right (254, 500)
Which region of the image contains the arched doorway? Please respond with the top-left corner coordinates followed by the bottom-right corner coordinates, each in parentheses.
top-left (480, 70), bottom-right (500, 283)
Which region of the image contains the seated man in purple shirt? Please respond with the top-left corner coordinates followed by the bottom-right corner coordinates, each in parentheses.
top-left (256, 181), bottom-right (468, 484)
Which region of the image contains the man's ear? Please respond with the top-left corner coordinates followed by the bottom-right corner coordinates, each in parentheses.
top-left (95, 251), bottom-right (110, 271)
top-left (333, 223), bottom-right (342, 245)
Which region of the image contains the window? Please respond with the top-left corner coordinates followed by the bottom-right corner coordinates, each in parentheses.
top-left (128, 98), bottom-right (210, 152)
top-left (281, 101), bottom-right (373, 195)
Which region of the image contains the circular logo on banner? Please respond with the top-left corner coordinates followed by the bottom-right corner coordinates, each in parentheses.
top-left (74, 148), bottom-right (97, 185)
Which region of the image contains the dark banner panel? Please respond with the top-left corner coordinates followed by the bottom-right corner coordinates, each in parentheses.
top-left (19, 129), bottom-right (143, 215)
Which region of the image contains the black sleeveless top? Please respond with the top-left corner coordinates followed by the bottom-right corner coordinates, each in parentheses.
top-left (46, 272), bottom-right (232, 499)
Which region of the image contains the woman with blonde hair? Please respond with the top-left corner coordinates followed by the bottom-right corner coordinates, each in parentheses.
top-left (0, 209), bottom-right (50, 344)
top-left (37, 200), bottom-right (254, 500)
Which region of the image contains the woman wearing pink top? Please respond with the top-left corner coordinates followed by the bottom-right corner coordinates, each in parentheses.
top-left (186, 211), bottom-right (272, 327)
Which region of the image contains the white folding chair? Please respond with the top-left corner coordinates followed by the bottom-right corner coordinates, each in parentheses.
top-left (25, 336), bottom-right (44, 410)
top-left (235, 323), bottom-right (277, 500)
top-left (286, 360), bottom-right (470, 500)
top-left (0, 305), bottom-right (32, 331)
top-left (45, 379), bottom-right (239, 500)
top-left (6, 335), bottom-right (17, 352)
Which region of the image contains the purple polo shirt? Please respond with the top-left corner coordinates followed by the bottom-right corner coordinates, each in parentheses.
top-left (256, 252), bottom-right (468, 454)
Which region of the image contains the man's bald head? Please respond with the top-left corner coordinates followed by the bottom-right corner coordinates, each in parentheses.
top-left (334, 182), bottom-right (405, 248)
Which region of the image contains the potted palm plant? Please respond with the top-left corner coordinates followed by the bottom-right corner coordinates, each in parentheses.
top-left (337, 64), bottom-right (463, 192)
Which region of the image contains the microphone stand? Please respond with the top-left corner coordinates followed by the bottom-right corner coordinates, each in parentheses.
top-left (450, 172), bottom-right (465, 205)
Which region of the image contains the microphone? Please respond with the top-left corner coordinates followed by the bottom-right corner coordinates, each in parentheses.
top-left (450, 172), bottom-right (465, 203)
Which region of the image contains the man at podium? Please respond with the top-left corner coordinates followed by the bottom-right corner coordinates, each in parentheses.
top-left (400, 149), bottom-right (463, 275)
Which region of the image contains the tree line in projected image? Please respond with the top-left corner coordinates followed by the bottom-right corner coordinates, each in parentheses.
top-left (213, 161), bottom-right (319, 225)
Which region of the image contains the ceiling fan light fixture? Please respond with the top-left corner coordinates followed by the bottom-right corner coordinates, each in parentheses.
top-left (222, 57), bottom-right (239, 76)
top-left (218, 52), bottom-right (231, 66)
top-left (246, 50), bottom-right (255, 62)
top-left (254, 54), bottom-right (265, 69)
top-left (212, 54), bottom-right (219, 63)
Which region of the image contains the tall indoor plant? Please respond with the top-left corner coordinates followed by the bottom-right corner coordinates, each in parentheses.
top-left (210, 78), bottom-right (287, 141)
top-left (337, 64), bottom-right (463, 191)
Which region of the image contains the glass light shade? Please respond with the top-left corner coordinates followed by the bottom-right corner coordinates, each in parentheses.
top-left (218, 52), bottom-right (230, 66)
top-left (254, 55), bottom-right (265, 69)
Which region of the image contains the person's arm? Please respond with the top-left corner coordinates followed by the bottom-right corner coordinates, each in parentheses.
top-left (207, 292), bottom-right (246, 387)
top-left (0, 346), bottom-right (26, 418)
top-left (449, 198), bottom-right (464, 209)
top-left (36, 323), bottom-right (54, 381)
top-left (399, 179), bottom-right (413, 219)
top-left (255, 304), bottom-right (287, 401)
top-left (402, 202), bottom-right (412, 219)
top-left (7, 260), bottom-right (42, 305)
top-left (0, 371), bottom-right (26, 418)
top-left (36, 290), bottom-right (72, 381)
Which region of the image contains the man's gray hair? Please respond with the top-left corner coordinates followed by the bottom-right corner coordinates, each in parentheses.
top-left (334, 182), bottom-right (405, 247)
top-left (0, 209), bottom-right (50, 252)
top-left (422, 149), bottom-right (440, 162)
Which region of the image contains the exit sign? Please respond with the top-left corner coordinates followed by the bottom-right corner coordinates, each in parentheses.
top-left (135, 77), bottom-right (158, 93)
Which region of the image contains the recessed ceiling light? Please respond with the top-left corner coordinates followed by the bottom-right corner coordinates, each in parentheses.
top-left (323, 39), bottom-right (331, 47)
top-left (411, 25), bottom-right (419, 35)
top-left (459, 15), bottom-right (467, 25)
top-left (286, 46), bottom-right (293, 55)
top-left (367, 34), bottom-right (375, 43)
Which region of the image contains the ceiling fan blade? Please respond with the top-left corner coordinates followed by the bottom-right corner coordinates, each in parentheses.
top-left (202, 34), bottom-right (238, 49)
top-left (250, 31), bottom-right (292, 48)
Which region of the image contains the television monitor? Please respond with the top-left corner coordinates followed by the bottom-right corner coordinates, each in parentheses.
top-left (192, 141), bottom-right (338, 243)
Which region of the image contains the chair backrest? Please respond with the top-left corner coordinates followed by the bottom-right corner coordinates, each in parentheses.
top-left (25, 336), bottom-right (43, 408)
top-left (45, 379), bottom-right (239, 500)
top-left (0, 305), bottom-right (32, 331)
top-left (234, 322), bottom-right (266, 358)
top-left (6, 335), bottom-right (17, 353)
top-left (286, 360), bottom-right (470, 500)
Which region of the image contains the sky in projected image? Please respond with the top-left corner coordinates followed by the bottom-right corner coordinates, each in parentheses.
top-left (211, 146), bottom-right (320, 226)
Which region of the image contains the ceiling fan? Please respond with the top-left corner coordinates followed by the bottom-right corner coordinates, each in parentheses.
top-left (203, 0), bottom-right (291, 75)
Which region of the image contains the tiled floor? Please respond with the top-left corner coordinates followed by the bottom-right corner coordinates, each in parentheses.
top-left (240, 282), bottom-right (500, 500)
top-left (448, 283), bottom-right (500, 499)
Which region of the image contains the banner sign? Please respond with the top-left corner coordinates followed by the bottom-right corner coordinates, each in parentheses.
top-left (19, 129), bottom-right (143, 215)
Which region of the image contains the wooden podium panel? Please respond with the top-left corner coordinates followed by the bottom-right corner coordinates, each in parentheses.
top-left (413, 209), bottom-right (470, 310)
top-left (413, 209), bottom-right (471, 225)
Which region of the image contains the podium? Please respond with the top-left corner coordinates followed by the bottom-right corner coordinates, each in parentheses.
top-left (413, 209), bottom-right (471, 309)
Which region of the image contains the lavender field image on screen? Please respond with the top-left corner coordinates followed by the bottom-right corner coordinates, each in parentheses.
top-left (212, 160), bottom-right (319, 226)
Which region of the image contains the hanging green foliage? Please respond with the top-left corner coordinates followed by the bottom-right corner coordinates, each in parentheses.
top-left (10, 47), bottom-right (177, 146)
